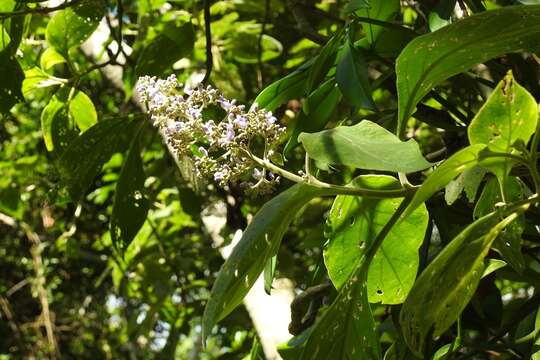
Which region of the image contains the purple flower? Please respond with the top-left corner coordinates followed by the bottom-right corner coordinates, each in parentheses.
top-left (217, 96), bottom-right (233, 111)
top-left (265, 111), bottom-right (277, 124)
top-left (223, 123), bottom-right (235, 144)
top-left (233, 115), bottom-right (248, 129)
top-left (202, 120), bottom-right (215, 136)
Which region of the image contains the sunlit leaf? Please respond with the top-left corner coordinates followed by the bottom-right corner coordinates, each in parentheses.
top-left (202, 184), bottom-right (329, 342)
top-left (299, 120), bottom-right (432, 172)
top-left (111, 132), bottom-right (150, 251)
top-left (400, 211), bottom-right (522, 355)
top-left (324, 175), bottom-right (429, 304)
top-left (57, 116), bottom-right (143, 200)
top-left (45, 0), bottom-right (105, 56)
top-left (396, 5), bottom-right (540, 136)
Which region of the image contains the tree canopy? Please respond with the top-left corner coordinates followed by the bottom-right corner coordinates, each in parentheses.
top-left (2, 0), bottom-right (540, 359)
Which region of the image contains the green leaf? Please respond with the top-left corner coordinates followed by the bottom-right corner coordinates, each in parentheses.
top-left (396, 5), bottom-right (540, 137)
top-left (305, 29), bottom-right (344, 94)
top-left (324, 175), bottom-right (429, 304)
top-left (253, 61), bottom-right (311, 111)
top-left (444, 166), bottom-right (486, 205)
top-left (229, 28), bottom-right (282, 64)
top-left (284, 79), bottom-right (342, 155)
top-left (346, 0), bottom-right (370, 13)
top-left (0, 50), bottom-right (24, 114)
top-left (482, 259), bottom-right (507, 278)
top-left (57, 116), bottom-right (142, 200)
top-left (135, 19), bottom-right (194, 77)
top-left (70, 90), bottom-right (98, 132)
top-left (336, 38), bottom-right (375, 110)
top-left (111, 132), bottom-right (150, 251)
top-left (300, 263), bottom-right (381, 359)
top-left (22, 67), bottom-right (66, 97)
top-left (469, 72), bottom-right (538, 152)
top-left (531, 306), bottom-right (540, 359)
top-left (40, 93), bottom-right (77, 153)
top-left (299, 120), bottom-right (432, 173)
top-left (40, 47), bottom-right (66, 70)
top-left (202, 184), bottom-right (328, 342)
top-left (355, 0), bottom-right (400, 44)
top-left (0, 26), bottom-right (11, 52)
top-left (45, 0), bottom-right (105, 57)
top-left (475, 177), bottom-right (526, 274)
top-left (263, 255), bottom-right (277, 295)
top-left (402, 144), bottom-right (486, 219)
top-left (400, 211), bottom-right (521, 355)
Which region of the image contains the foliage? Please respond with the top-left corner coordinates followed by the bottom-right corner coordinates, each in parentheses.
top-left (2, 0), bottom-right (540, 359)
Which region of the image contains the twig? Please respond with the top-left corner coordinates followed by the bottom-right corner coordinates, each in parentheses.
top-left (286, 0), bottom-right (328, 45)
top-left (202, 0), bottom-right (213, 84)
top-left (0, 0), bottom-right (82, 20)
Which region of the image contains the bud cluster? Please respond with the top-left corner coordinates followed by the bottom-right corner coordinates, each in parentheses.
top-left (136, 75), bottom-right (286, 191)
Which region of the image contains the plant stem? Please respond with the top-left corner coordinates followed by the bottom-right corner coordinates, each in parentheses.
top-left (529, 124), bottom-right (540, 192)
top-left (249, 154), bottom-right (417, 198)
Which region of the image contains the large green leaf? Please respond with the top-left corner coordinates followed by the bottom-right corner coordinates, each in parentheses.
top-left (299, 120), bottom-right (432, 172)
top-left (402, 144), bottom-right (486, 219)
top-left (57, 116), bottom-right (142, 200)
top-left (135, 19), bottom-right (194, 77)
top-left (396, 5), bottom-right (540, 137)
top-left (400, 211), bottom-right (521, 355)
top-left (324, 175), bottom-right (429, 304)
top-left (0, 50), bottom-right (24, 114)
top-left (111, 131), bottom-right (149, 251)
top-left (202, 184), bottom-right (328, 342)
top-left (45, 0), bottom-right (105, 57)
top-left (300, 264), bottom-right (381, 360)
top-left (284, 79), bottom-right (342, 155)
top-left (336, 37), bottom-right (375, 110)
top-left (469, 72), bottom-right (538, 151)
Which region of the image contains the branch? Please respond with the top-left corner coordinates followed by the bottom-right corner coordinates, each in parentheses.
top-left (202, 0), bottom-right (213, 84)
top-left (286, 0), bottom-right (328, 45)
top-left (0, 0), bottom-right (82, 20)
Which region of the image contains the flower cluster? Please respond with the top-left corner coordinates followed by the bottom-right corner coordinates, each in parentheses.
top-left (136, 75), bottom-right (286, 191)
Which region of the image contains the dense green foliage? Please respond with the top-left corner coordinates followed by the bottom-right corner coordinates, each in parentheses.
top-left (2, 0), bottom-right (540, 359)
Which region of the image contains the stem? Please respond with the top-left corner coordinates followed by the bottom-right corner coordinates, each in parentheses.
top-left (529, 123), bottom-right (540, 192)
top-left (248, 154), bottom-right (416, 198)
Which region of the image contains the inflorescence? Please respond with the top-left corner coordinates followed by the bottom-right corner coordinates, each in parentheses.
top-left (136, 75), bottom-right (286, 192)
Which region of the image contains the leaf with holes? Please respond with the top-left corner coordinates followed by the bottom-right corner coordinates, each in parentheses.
top-left (111, 131), bottom-right (149, 251)
top-left (57, 116), bottom-right (142, 200)
top-left (324, 175), bottom-right (429, 304)
top-left (300, 263), bottom-right (381, 360)
top-left (396, 5), bottom-right (540, 136)
top-left (400, 211), bottom-right (522, 355)
top-left (46, 0), bottom-right (105, 57)
top-left (202, 184), bottom-right (329, 343)
top-left (0, 50), bottom-right (24, 114)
